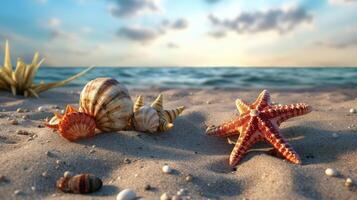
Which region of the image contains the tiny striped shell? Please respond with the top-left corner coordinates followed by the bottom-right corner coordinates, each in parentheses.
top-left (56, 174), bottom-right (102, 194)
top-left (133, 106), bottom-right (159, 133)
top-left (79, 78), bottom-right (133, 132)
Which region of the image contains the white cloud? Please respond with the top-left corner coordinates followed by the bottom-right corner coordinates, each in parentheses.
top-left (328, 0), bottom-right (357, 5)
top-left (48, 18), bottom-right (61, 27)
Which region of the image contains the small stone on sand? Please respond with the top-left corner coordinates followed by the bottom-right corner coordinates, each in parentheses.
top-left (172, 195), bottom-right (182, 200)
top-left (349, 108), bottom-right (356, 114)
top-left (64, 171), bottom-right (73, 178)
top-left (325, 168), bottom-right (338, 177)
top-left (42, 171), bottom-right (48, 177)
top-left (13, 190), bottom-right (23, 195)
top-left (124, 158), bottom-right (131, 164)
top-left (162, 165), bottom-right (172, 174)
top-left (38, 106), bottom-right (45, 112)
top-left (16, 130), bottom-right (30, 135)
top-left (116, 189), bottom-right (136, 200)
top-left (160, 192), bottom-right (171, 200)
top-left (16, 108), bottom-right (25, 113)
top-left (185, 174), bottom-right (193, 182)
top-left (144, 184), bottom-right (151, 191)
top-left (177, 188), bottom-right (187, 196)
top-left (10, 119), bottom-right (18, 125)
top-left (345, 178), bottom-right (353, 187)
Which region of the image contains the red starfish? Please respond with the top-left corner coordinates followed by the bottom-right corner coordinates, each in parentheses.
top-left (206, 90), bottom-right (312, 166)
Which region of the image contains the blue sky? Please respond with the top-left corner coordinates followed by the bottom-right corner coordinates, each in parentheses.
top-left (0, 0), bottom-right (357, 66)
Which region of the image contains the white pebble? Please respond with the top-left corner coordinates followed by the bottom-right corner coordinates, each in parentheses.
top-left (162, 165), bottom-right (172, 174)
top-left (325, 168), bottom-right (338, 177)
top-left (345, 178), bottom-right (353, 187)
top-left (38, 106), bottom-right (45, 112)
top-left (42, 171), bottom-right (48, 177)
top-left (332, 133), bottom-right (339, 138)
top-left (64, 171), bottom-right (73, 178)
top-left (14, 190), bottom-right (23, 195)
top-left (116, 189), bottom-right (136, 200)
top-left (31, 186), bottom-right (36, 191)
top-left (160, 193), bottom-right (170, 200)
top-left (177, 188), bottom-right (187, 196)
top-left (349, 108), bottom-right (356, 114)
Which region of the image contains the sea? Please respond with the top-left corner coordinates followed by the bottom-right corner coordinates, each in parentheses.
top-left (35, 67), bottom-right (357, 89)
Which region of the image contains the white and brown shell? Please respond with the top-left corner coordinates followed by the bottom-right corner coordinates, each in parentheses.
top-left (56, 173), bottom-right (102, 194)
top-left (79, 78), bottom-right (133, 132)
top-left (133, 105), bottom-right (159, 133)
top-left (133, 94), bottom-right (185, 133)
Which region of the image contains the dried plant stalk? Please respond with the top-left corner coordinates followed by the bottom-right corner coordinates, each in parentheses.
top-left (0, 41), bottom-right (94, 97)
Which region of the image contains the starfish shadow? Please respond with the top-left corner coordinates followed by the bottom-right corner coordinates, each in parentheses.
top-left (280, 124), bottom-right (357, 165)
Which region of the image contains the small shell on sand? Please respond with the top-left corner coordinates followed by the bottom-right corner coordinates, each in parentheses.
top-left (345, 178), bottom-right (353, 187)
top-left (349, 108), bottom-right (356, 114)
top-left (160, 192), bottom-right (170, 200)
top-left (325, 168), bottom-right (338, 177)
top-left (10, 119), bottom-right (19, 125)
top-left (116, 189), bottom-right (136, 200)
top-left (162, 165), bottom-right (172, 174)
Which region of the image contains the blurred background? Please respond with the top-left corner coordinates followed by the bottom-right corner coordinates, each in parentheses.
top-left (0, 0), bottom-right (357, 67)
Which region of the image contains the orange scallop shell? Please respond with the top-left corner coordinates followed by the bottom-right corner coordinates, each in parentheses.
top-left (57, 112), bottom-right (96, 141)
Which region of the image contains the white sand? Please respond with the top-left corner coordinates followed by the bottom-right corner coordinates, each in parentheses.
top-left (0, 88), bottom-right (356, 199)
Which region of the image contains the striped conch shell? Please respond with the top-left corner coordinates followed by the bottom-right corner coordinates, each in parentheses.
top-left (79, 77), bottom-right (133, 132)
top-left (133, 94), bottom-right (185, 133)
top-left (133, 105), bottom-right (159, 133)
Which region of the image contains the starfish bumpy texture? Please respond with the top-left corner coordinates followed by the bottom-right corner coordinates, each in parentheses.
top-left (206, 90), bottom-right (312, 166)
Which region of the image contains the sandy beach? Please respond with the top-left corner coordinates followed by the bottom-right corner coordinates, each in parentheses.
top-left (0, 88), bottom-right (356, 200)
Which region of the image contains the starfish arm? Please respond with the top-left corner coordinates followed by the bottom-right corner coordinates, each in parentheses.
top-left (257, 117), bottom-right (301, 164)
top-left (229, 117), bottom-right (262, 166)
top-left (235, 98), bottom-right (250, 114)
top-left (252, 90), bottom-right (271, 110)
top-left (262, 103), bottom-right (312, 126)
top-left (206, 115), bottom-right (249, 137)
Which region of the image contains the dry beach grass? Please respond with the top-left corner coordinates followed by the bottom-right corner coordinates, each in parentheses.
top-left (0, 88), bottom-right (356, 199)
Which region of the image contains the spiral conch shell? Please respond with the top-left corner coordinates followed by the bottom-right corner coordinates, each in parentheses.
top-left (79, 78), bottom-right (133, 132)
top-left (133, 94), bottom-right (185, 133)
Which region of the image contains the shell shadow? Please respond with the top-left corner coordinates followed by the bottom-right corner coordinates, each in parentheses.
top-left (91, 185), bottom-right (119, 197)
top-left (79, 111), bottom-right (233, 161)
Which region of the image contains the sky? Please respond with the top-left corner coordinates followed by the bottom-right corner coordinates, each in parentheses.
top-left (0, 0), bottom-right (357, 67)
